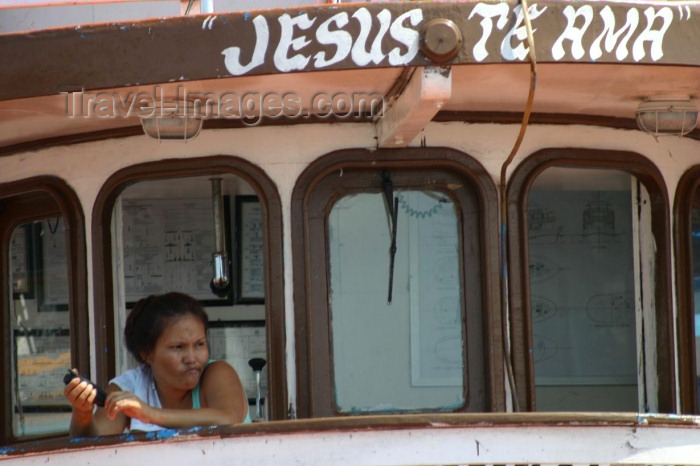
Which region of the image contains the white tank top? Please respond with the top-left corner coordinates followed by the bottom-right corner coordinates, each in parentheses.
top-left (110, 364), bottom-right (165, 432)
top-left (109, 362), bottom-right (251, 431)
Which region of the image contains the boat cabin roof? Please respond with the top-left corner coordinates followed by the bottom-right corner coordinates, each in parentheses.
top-left (0, 0), bottom-right (699, 151)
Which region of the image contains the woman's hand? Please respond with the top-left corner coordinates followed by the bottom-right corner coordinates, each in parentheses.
top-left (65, 378), bottom-right (130, 437)
top-left (103, 391), bottom-right (154, 423)
top-left (64, 375), bottom-right (99, 413)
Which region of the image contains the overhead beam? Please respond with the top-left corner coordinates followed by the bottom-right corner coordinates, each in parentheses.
top-left (376, 67), bottom-right (451, 148)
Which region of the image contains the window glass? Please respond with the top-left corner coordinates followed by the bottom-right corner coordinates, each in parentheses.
top-left (691, 208), bottom-right (700, 403)
top-left (296, 155), bottom-right (497, 417)
top-left (328, 190), bottom-right (464, 412)
top-left (111, 175), bottom-right (269, 420)
top-left (10, 218), bottom-right (72, 437)
top-left (528, 167), bottom-right (638, 411)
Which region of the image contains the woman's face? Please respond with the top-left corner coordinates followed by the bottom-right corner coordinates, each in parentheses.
top-left (143, 314), bottom-right (209, 392)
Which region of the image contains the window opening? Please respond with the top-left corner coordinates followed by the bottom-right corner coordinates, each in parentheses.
top-left (690, 207), bottom-right (700, 404)
top-left (528, 167), bottom-right (640, 411)
top-left (111, 174), bottom-right (269, 420)
top-left (329, 188), bottom-right (465, 413)
top-left (10, 217), bottom-right (72, 437)
top-left (293, 150), bottom-right (502, 417)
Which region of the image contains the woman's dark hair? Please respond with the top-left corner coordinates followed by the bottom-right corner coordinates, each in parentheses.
top-left (124, 292), bottom-right (209, 364)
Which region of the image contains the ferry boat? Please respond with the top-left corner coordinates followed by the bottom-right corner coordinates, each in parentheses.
top-left (1, 0), bottom-right (700, 464)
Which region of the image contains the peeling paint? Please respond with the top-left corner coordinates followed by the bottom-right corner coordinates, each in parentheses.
top-left (144, 429), bottom-right (179, 441)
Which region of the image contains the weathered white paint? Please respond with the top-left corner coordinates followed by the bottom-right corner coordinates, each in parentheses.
top-left (631, 180), bottom-right (657, 412)
top-left (377, 67), bottom-right (451, 148)
top-left (3, 420), bottom-right (700, 465)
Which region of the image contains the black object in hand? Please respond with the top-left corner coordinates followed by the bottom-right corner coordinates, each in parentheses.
top-left (63, 371), bottom-right (107, 407)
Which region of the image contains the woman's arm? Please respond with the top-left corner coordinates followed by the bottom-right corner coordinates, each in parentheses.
top-left (198, 361), bottom-right (249, 424)
top-left (106, 361), bottom-right (248, 429)
top-left (64, 379), bottom-right (129, 437)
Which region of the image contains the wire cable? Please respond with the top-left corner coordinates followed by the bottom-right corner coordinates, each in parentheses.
top-left (500, 0), bottom-right (537, 413)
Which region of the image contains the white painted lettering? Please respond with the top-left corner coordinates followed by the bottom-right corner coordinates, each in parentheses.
top-left (274, 13), bottom-right (317, 72)
top-left (314, 12), bottom-right (352, 68)
top-left (469, 3), bottom-right (510, 62)
top-left (219, 3), bottom-right (679, 76)
top-left (222, 15), bottom-right (269, 76)
top-left (387, 9), bottom-right (423, 65)
top-left (371, 10), bottom-right (392, 64)
top-left (351, 8), bottom-right (391, 66)
top-left (633, 7), bottom-right (672, 62)
top-left (552, 5), bottom-right (594, 60)
top-left (590, 6), bottom-right (639, 61)
top-left (501, 4), bottom-right (546, 61)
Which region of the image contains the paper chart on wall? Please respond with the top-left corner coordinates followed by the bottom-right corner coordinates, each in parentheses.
top-left (407, 191), bottom-right (463, 387)
top-left (238, 199), bottom-right (264, 300)
top-left (529, 190), bottom-right (637, 385)
top-left (39, 218), bottom-right (70, 308)
top-left (122, 198), bottom-right (219, 303)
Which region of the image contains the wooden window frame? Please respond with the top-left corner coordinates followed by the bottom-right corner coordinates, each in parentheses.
top-left (674, 165), bottom-right (700, 414)
top-left (506, 148), bottom-right (675, 412)
top-left (0, 176), bottom-right (88, 444)
top-left (291, 148), bottom-right (503, 418)
top-left (91, 156), bottom-right (288, 420)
